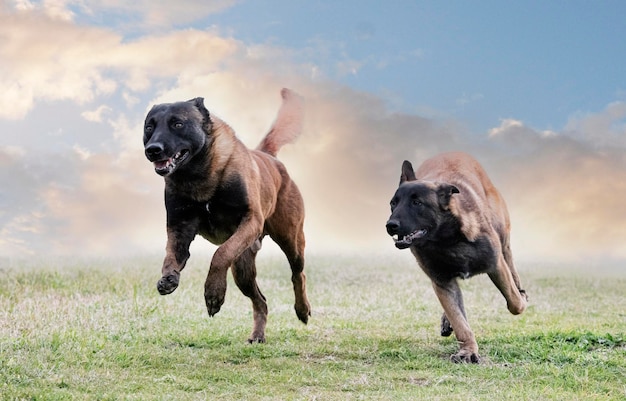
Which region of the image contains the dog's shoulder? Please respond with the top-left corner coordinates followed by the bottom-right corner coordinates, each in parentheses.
top-left (416, 152), bottom-right (506, 242)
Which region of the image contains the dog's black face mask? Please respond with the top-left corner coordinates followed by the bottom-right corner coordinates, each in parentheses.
top-left (386, 161), bottom-right (459, 249)
top-left (143, 98), bottom-right (211, 177)
top-left (386, 183), bottom-right (440, 249)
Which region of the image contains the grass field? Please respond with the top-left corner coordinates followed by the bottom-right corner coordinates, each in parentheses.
top-left (1, 252), bottom-right (625, 400)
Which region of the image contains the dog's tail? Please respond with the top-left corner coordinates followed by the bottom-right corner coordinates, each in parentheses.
top-left (256, 88), bottom-right (304, 157)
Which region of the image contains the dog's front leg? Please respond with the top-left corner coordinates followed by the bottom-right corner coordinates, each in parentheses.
top-left (157, 203), bottom-right (200, 295)
top-left (432, 280), bottom-right (480, 363)
top-left (204, 212), bottom-right (263, 316)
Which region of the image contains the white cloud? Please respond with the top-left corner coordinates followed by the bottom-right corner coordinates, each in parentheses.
top-left (488, 118), bottom-right (523, 137)
top-left (11, 0), bottom-right (36, 12)
top-left (122, 92), bottom-right (139, 108)
top-left (0, 7), bottom-right (241, 119)
top-left (81, 105), bottom-right (112, 122)
top-left (6, 0), bottom-right (237, 28)
top-left (42, 0), bottom-right (75, 20)
top-left (0, 3), bottom-right (625, 265)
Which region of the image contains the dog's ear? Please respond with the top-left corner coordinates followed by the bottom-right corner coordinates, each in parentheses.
top-left (188, 97), bottom-right (209, 117)
top-left (436, 183), bottom-right (460, 210)
top-left (188, 97), bottom-right (211, 131)
top-left (400, 160), bottom-right (416, 185)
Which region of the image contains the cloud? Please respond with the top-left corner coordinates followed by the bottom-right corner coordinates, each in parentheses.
top-left (81, 105), bottom-right (112, 122)
top-left (0, 144), bottom-right (79, 255)
top-left (0, 113), bottom-right (164, 257)
top-left (72, 144), bottom-right (92, 160)
top-left (0, 4), bottom-right (625, 266)
top-left (38, 153), bottom-right (164, 256)
top-left (0, 8), bottom-right (119, 119)
top-left (79, 0), bottom-right (237, 30)
top-left (0, 5), bottom-right (241, 119)
top-left (564, 101), bottom-right (626, 148)
top-left (485, 119), bottom-right (626, 261)
top-left (5, 0), bottom-right (237, 27)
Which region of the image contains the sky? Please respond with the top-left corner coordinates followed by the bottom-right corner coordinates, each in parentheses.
top-left (1, 0), bottom-right (625, 266)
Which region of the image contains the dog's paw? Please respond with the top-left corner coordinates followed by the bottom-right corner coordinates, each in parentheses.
top-left (247, 332), bottom-right (266, 344)
top-left (294, 301), bottom-right (311, 324)
top-left (450, 350), bottom-right (481, 364)
top-left (157, 272), bottom-right (180, 295)
top-left (204, 283), bottom-right (226, 317)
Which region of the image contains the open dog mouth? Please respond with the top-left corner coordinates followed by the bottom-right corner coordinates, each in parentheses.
top-left (153, 149), bottom-right (190, 176)
top-left (392, 229), bottom-right (428, 249)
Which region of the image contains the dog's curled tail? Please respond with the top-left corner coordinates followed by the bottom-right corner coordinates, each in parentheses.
top-left (257, 88), bottom-right (304, 157)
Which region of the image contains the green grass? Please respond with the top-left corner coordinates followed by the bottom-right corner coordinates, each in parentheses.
top-left (1, 253), bottom-right (625, 400)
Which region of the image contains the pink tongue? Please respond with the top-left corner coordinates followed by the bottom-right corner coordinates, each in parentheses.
top-left (154, 160), bottom-right (169, 169)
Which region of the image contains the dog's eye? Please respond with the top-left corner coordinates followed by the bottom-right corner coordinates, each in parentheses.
top-left (144, 125), bottom-right (154, 134)
top-left (390, 199), bottom-right (397, 208)
top-left (412, 200), bottom-right (423, 207)
top-left (173, 122), bottom-right (184, 129)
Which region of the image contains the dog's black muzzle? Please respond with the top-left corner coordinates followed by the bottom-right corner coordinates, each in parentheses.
top-left (145, 142), bottom-right (166, 162)
top-left (386, 219), bottom-right (400, 236)
top-left (386, 218), bottom-right (427, 249)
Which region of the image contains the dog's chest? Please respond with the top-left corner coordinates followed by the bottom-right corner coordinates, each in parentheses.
top-left (197, 178), bottom-right (250, 244)
top-left (412, 236), bottom-right (497, 283)
top-left (166, 176), bottom-right (250, 245)
top-left (198, 202), bottom-right (246, 244)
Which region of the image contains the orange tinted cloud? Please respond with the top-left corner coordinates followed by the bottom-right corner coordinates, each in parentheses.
top-left (0, 5), bottom-right (624, 265)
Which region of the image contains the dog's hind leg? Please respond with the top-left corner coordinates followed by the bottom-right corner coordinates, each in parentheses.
top-left (232, 240), bottom-right (268, 343)
top-left (488, 253), bottom-right (527, 315)
top-left (501, 239), bottom-right (528, 302)
top-left (288, 230), bottom-right (311, 324)
top-left (440, 313), bottom-right (453, 337)
top-left (266, 180), bottom-right (311, 325)
top-left (271, 227), bottom-right (311, 324)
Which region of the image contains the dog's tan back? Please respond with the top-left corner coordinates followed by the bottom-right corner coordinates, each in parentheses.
top-left (415, 151), bottom-right (510, 243)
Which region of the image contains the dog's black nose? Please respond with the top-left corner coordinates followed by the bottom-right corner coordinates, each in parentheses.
top-left (386, 220), bottom-right (399, 235)
top-left (145, 143), bottom-right (164, 160)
